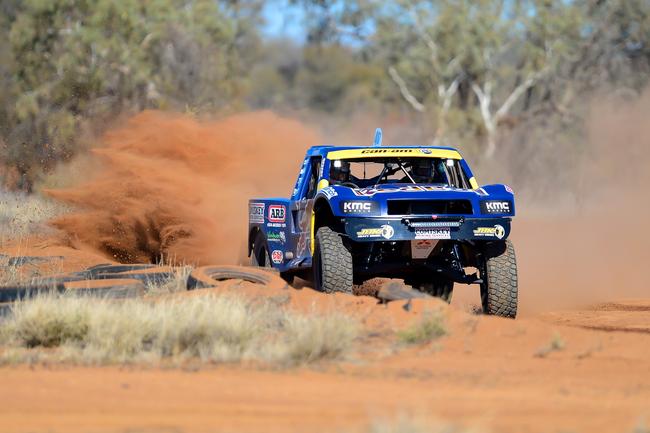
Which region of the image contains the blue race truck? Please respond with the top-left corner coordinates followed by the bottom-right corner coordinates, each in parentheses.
top-left (248, 139), bottom-right (518, 317)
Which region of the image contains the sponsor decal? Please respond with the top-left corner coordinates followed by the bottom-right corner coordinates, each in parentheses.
top-left (356, 224), bottom-right (394, 240)
top-left (320, 186), bottom-right (338, 199)
top-left (410, 239), bottom-right (437, 259)
top-left (420, 149), bottom-right (432, 154)
top-left (414, 228), bottom-right (451, 240)
top-left (504, 184), bottom-right (514, 193)
top-left (271, 250), bottom-right (283, 264)
top-left (360, 148), bottom-right (416, 154)
top-left (473, 225), bottom-right (505, 239)
top-left (268, 205), bottom-right (286, 223)
top-left (356, 228), bottom-right (382, 238)
top-left (352, 185), bottom-right (449, 197)
top-left (381, 224), bottom-right (394, 239)
top-left (340, 200), bottom-right (378, 214)
top-left (267, 231), bottom-right (286, 244)
top-left (408, 220), bottom-right (462, 228)
top-left (480, 200), bottom-right (512, 214)
top-left (249, 203), bottom-right (265, 224)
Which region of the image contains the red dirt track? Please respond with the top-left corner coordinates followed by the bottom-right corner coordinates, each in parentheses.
top-left (2, 96), bottom-right (650, 432)
top-left (0, 281), bottom-right (649, 433)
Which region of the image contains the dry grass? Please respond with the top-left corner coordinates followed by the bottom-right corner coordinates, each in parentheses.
top-left (144, 265), bottom-right (192, 295)
top-left (633, 419), bottom-right (650, 433)
top-left (367, 415), bottom-right (472, 433)
top-left (0, 254), bottom-right (63, 288)
top-left (534, 332), bottom-right (566, 358)
top-left (0, 190), bottom-right (66, 241)
top-left (0, 189), bottom-right (67, 288)
top-left (397, 309), bottom-right (448, 345)
top-left (0, 293), bottom-right (359, 367)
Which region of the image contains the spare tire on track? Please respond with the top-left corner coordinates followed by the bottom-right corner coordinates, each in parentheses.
top-left (187, 265), bottom-right (288, 291)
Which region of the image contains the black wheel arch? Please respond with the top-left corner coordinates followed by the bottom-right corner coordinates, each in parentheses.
top-left (313, 198), bottom-right (344, 233)
top-left (248, 226), bottom-right (261, 257)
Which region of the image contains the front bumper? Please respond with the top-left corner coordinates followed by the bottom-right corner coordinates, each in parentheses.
top-left (344, 216), bottom-right (511, 242)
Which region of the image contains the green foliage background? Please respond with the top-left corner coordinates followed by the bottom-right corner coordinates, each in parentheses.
top-left (1, 0), bottom-right (649, 191)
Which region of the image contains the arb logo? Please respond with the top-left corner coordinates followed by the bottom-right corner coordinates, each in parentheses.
top-left (268, 205), bottom-right (286, 223)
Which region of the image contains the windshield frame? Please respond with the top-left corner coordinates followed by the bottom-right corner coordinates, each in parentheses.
top-left (326, 156), bottom-right (472, 190)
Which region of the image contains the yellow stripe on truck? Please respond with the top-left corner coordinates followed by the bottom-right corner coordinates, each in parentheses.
top-left (310, 211), bottom-right (316, 255)
top-left (326, 148), bottom-right (462, 160)
top-left (317, 179), bottom-right (329, 190)
top-left (469, 177), bottom-right (479, 190)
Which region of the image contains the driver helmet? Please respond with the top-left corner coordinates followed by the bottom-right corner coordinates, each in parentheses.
top-left (331, 160), bottom-right (351, 183)
top-left (411, 159), bottom-right (433, 182)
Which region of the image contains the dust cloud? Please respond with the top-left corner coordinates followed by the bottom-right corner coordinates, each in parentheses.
top-left (513, 90), bottom-right (650, 314)
top-left (47, 92), bottom-right (649, 313)
top-left (48, 110), bottom-right (318, 265)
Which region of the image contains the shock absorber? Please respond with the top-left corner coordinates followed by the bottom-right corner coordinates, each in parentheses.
top-left (450, 243), bottom-right (464, 273)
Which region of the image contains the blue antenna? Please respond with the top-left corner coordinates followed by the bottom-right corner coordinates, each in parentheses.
top-left (373, 128), bottom-right (383, 147)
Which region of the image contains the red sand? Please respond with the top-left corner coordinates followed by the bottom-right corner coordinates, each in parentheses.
top-left (2, 94), bottom-right (650, 432)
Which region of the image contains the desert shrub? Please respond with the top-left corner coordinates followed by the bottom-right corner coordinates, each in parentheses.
top-left (280, 311), bottom-right (359, 364)
top-left (0, 293), bottom-right (359, 366)
top-left (144, 265), bottom-right (192, 295)
top-left (0, 189), bottom-right (66, 240)
top-left (534, 332), bottom-right (566, 358)
top-left (397, 310), bottom-right (448, 345)
top-left (368, 415), bottom-right (468, 433)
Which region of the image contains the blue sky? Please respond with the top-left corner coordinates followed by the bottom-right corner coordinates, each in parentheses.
top-left (262, 1), bottom-right (307, 41)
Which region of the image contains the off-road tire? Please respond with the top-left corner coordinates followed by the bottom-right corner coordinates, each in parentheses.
top-left (481, 240), bottom-right (518, 318)
top-left (187, 265), bottom-right (288, 291)
top-left (251, 231), bottom-right (272, 268)
top-left (313, 227), bottom-right (353, 294)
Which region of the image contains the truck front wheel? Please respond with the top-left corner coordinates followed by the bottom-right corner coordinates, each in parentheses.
top-left (313, 227), bottom-right (353, 294)
top-left (480, 240), bottom-right (518, 318)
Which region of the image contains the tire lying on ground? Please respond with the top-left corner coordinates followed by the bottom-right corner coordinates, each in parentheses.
top-left (480, 240), bottom-right (518, 318)
top-left (70, 265), bottom-right (176, 286)
top-left (5, 256), bottom-right (64, 266)
top-left (187, 265), bottom-right (288, 291)
top-left (0, 279), bottom-right (146, 317)
top-left (376, 280), bottom-right (433, 303)
top-left (63, 279), bottom-right (146, 299)
top-left (0, 285), bottom-right (65, 303)
top-left (312, 227), bottom-right (353, 294)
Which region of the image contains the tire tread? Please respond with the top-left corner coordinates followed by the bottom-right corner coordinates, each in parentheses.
top-left (315, 227), bottom-right (353, 294)
top-left (483, 240), bottom-right (518, 318)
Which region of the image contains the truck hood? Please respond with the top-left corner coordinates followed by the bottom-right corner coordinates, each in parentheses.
top-left (317, 183), bottom-right (515, 218)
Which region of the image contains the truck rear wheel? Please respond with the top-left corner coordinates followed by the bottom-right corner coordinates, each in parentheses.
top-left (480, 240), bottom-right (518, 318)
top-left (313, 227), bottom-right (353, 294)
top-left (251, 231), bottom-right (272, 268)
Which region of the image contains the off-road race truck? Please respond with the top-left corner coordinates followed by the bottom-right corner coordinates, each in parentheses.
top-left (248, 136), bottom-right (518, 318)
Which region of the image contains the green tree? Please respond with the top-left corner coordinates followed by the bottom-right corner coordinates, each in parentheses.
top-left (2, 0), bottom-right (260, 190)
